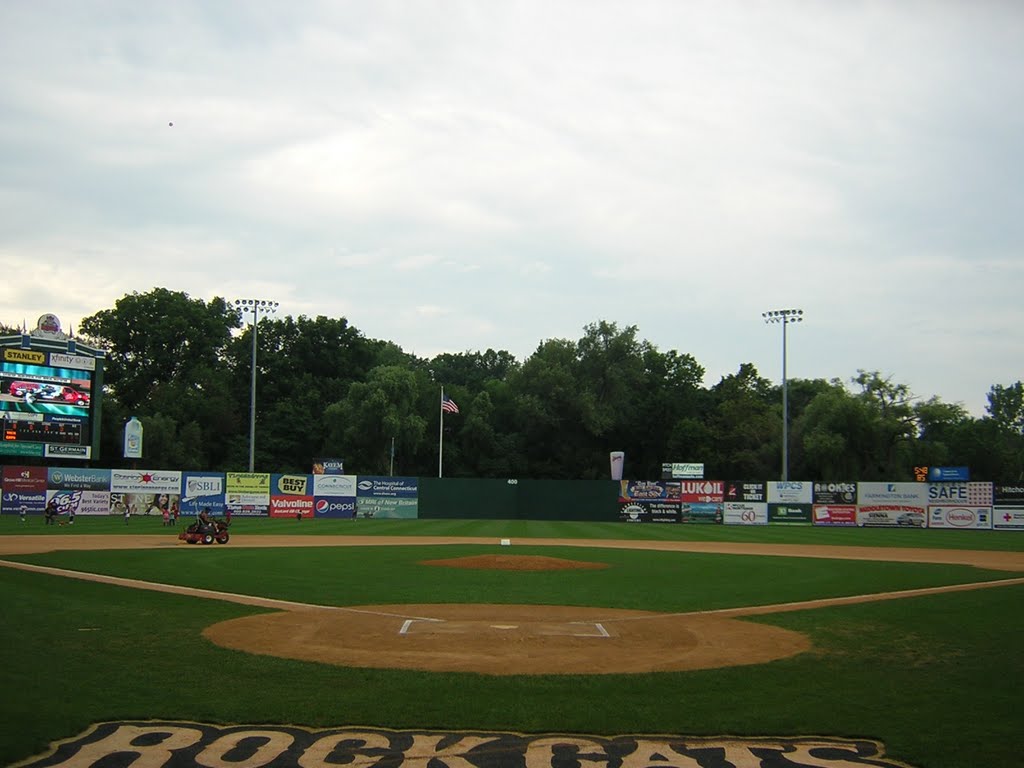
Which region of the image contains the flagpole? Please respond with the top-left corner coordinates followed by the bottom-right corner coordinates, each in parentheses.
top-left (438, 386), bottom-right (444, 478)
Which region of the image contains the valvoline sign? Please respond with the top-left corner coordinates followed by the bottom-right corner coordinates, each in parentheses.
top-left (313, 496), bottom-right (356, 518)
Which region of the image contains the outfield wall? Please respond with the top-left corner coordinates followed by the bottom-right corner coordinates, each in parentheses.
top-left (0, 464), bottom-right (1020, 529)
top-left (417, 478), bottom-right (620, 521)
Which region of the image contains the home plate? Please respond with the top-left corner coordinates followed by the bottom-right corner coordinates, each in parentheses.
top-left (400, 619), bottom-right (610, 638)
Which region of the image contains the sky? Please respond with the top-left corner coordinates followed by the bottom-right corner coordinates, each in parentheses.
top-left (1, 1), bottom-right (1021, 416)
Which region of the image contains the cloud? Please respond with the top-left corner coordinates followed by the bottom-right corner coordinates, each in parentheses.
top-left (0, 1), bottom-right (1021, 415)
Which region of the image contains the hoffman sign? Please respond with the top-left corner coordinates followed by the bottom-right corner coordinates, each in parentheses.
top-left (661, 462), bottom-right (704, 479)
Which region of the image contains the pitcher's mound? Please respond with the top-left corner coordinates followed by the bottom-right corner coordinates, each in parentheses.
top-left (203, 603), bottom-right (810, 675)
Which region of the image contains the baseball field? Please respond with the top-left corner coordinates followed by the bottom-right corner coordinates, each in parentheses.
top-left (1, 516), bottom-right (1022, 768)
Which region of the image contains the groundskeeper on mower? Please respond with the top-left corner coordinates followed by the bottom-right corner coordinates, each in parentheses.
top-left (178, 518), bottom-right (230, 545)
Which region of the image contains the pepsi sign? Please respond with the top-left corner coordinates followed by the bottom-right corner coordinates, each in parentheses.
top-left (313, 496), bottom-right (356, 518)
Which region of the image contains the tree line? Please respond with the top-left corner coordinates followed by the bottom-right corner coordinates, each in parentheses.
top-left (39, 287), bottom-right (1022, 482)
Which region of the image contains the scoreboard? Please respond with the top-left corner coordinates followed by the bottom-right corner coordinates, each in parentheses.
top-left (0, 348), bottom-right (98, 460)
top-left (3, 416), bottom-right (83, 445)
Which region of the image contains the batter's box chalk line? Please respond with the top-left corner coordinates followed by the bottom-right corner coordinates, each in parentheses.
top-left (399, 618), bottom-right (610, 638)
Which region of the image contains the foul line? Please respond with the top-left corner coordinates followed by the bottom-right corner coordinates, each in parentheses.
top-left (0, 559), bottom-right (444, 622)
top-left (594, 575), bottom-right (1024, 624)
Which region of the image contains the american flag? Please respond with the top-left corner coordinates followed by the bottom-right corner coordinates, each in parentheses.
top-left (441, 395), bottom-right (460, 414)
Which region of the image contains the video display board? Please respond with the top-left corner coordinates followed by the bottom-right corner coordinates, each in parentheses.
top-left (0, 350), bottom-right (98, 460)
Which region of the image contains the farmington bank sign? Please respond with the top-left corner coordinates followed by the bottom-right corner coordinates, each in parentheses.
top-left (18, 723), bottom-right (917, 768)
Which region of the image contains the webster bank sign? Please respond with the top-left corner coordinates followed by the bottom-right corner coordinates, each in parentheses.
top-left (18, 723), bottom-right (918, 768)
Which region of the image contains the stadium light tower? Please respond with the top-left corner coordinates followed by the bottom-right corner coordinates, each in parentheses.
top-left (235, 298), bottom-right (279, 472)
top-left (762, 308), bottom-right (803, 481)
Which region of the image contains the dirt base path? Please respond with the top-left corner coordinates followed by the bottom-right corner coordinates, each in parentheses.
top-left (2, 533), bottom-right (1023, 570)
top-left (2, 535), bottom-right (1022, 675)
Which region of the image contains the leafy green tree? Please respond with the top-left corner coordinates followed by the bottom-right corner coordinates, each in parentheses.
top-left (851, 370), bottom-right (919, 479)
top-left (793, 382), bottom-right (876, 480)
top-left (705, 364), bottom-right (777, 479)
top-left (79, 288), bottom-right (238, 410)
top-left (52, 290), bottom-right (1017, 481)
top-left (911, 397), bottom-right (972, 470)
top-left (323, 366), bottom-right (427, 475)
top-left (508, 337), bottom-right (589, 478)
top-left (428, 349), bottom-right (519, 390)
top-left (779, 378), bottom-right (849, 479)
top-left (226, 314), bottom-right (379, 471)
top-left (986, 382), bottom-right (1024, 434)
top-left (79, 289), bottom-right (240, 468)
top-left (635, 349), bottom-right (708, 478)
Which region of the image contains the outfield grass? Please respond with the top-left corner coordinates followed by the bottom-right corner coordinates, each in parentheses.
top-left (1, 517), bottom-right (1022, 768)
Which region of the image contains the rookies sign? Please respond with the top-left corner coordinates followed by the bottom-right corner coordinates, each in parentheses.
top-left (21, 723), bottom-right (917, 768)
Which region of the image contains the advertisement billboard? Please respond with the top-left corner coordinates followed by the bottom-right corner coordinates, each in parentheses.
top-left (723, 501), bottom-right (768, 525)
top-left (927, 506), bottom-right (992, 529)
top-left (179, 472), bottom-right (226, 515)
top-left (1, 465), bottom-right (47, 513)
top-left (311, 473), bottom-right (356, 518)
top-left (356, 476), bottom-right (419, 519)
top-left (619, 481), bottom-right (680, 502)
top-left (725, 482), bottom-right (765, 503)
top-left (857, 483), bottom-right (927, 527)
top-left (619, 501), bottom-right (679, 523)
top-left (49, 467), bottom-right (111, 491)
top-left (680, 503), bottom-right (722, 524)
top-left (111, 469), bottom-right (181, 494)
top-left (677, 480), bottom-right (724, 503)
top-left (927, 482), bottom-right (992, 530)
top-left (661, 463), bottom-right (703, 479)
top-left (768, 504), bottom-right (813, 525)
top-left (812, 482), bottom-right (857, 505)
top-left (270, 474), bottom-right (314, 518)
top-left (812, 482), bottom-right (857, 525)
top-left (994, 485), bottom-right (1024, 531)
top-left (225, 473), bottom-right (270, 516)
top-left (928, 466), bottom-right (970, 482)
top-left (0, 349), bottom-right (98, 460)
top-left (767, 482), bottom-right (812, 504)
top-left (313, 474), bottom-right (358, 497)
top-left (356, 496), bottom-right (419, 519)
top-left (618, 481), bottom-right (680, 523)
top-left (813, 505), bottom-right (857, 526)
top-left (312, 458), bottom-right (344, 475)
top-left (313, 496), bottom-right (356, 519)
top-left (48, 488), bottom-right (110, 517)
